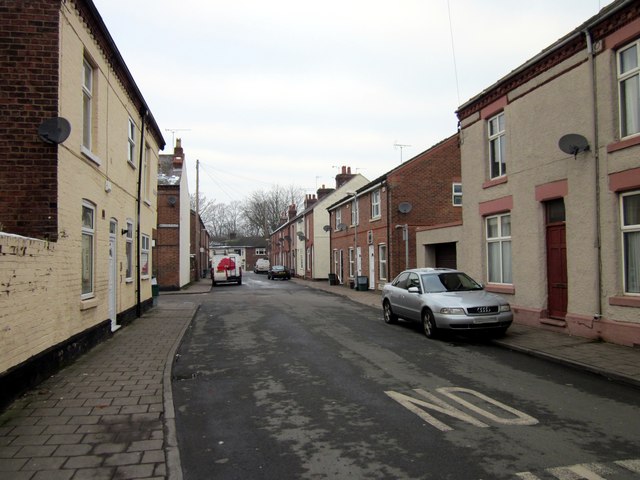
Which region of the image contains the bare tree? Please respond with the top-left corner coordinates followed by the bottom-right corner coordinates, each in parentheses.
top-left (243, 184), bottom-right (304, 236)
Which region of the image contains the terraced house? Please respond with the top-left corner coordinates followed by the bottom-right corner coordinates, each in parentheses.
top-left (0, 0), bottom-right (165, 407)
top-left (456, 0), bottom-right (640, 347)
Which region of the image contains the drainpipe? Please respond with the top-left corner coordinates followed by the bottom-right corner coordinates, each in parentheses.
top-left (585, 29), bottom-right (603, 320)
top-left (136, 109), bottom-right (148, 318)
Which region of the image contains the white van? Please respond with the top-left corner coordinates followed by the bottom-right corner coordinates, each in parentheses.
top-left (211, 254), bottom-right (242, 286)
top-left (254, 258), bottom-right (270, 274)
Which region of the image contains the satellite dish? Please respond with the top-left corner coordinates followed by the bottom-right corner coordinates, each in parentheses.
top-left (323, 225), bottom-right (331, 232)
top-left (167, 196), bottom-right (177, 206)
top-left (38, 117), bottom-right (71, 144)
top-left (336, 223), bottom-right (347, 231)
top-left (398, 202), bottom-right (413, 214)
top-left (559, 134), bottom-right (590, 156)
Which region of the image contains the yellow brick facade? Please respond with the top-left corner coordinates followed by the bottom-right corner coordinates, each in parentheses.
top-left (0, 1), bottom-right (163, 375)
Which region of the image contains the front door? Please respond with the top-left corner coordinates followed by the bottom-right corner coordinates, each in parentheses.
top-left (546, 200), bottom-right (567, 319)
top-left (108, 220), bottom-right (119, 331)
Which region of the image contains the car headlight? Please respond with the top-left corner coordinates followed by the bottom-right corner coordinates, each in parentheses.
top-left (440, 307), bottom-right (465, 315)
top-left (500, 304), bottom-right (511, 312)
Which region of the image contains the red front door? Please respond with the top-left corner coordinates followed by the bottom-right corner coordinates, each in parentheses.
top-left (546, 223), bottom-right (567, 319)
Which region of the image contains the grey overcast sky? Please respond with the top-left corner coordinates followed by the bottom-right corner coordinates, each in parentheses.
top-left (91, 0), bottom-right (613, 204)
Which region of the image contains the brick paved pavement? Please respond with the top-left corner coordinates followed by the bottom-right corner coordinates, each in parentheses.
top-left (0, 295), bottom-right (200, 480)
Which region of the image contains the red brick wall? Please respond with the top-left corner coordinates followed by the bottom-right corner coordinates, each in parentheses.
top-left (0, 1), bottom-right (60, 241)
top-left (386, 134), bottom-right (461, 278)
top-left (329, 134), bottom-right (461, 287)
top-left (156, 187), bottom-right (181, 289)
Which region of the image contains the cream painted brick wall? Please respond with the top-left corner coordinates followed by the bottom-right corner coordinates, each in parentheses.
top-left (0, 3), bottom-right (160, 375)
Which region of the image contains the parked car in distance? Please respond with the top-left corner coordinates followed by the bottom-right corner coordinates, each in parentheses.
top-left (381, 268), bottom-right (512, 339)
top-left (254, 258), bottom-right (270, 273)
top-left (267, 265), bottom-right (291, 280)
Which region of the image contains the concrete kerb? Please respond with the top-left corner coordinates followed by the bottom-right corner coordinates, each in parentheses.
top-left (160, 302), bottom-right (200, 480)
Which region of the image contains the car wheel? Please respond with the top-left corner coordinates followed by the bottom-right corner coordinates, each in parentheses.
top-left (383, 301), bottom-right (398, 324)
top-left (422, 309), bottom-right (438, 338)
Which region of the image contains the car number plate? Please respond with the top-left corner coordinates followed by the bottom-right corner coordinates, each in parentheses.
top-left (473, 316), bottom-right (497, 324)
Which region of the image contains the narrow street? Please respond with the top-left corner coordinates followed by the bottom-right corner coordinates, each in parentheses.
top-left (172, 273), bottom-right (640, 480)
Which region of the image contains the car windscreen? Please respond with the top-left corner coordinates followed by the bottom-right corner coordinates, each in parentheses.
top-left (421, 272), bottom-right (482, 292)
top-left (272, 266), bottom-right (285, 271)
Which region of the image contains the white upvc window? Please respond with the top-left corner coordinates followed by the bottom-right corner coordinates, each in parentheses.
top-left (128, 117), bottom-right (136, 166)
top-left (82, 58), bottom-right (94, 151)
top-left (378, 244), bottom-right (387, 280)
top-left (371, 189), bottom-right (381, 219)
top-left (141, 234), bottom-right (150, 278)
top-left (452, 183), bottom-right (462, 206)
top-left (255, 248), bottom-right (266, 255)
top-left (348, 248), bottom-right (355, 278)
top-left (488, 112), bottom-right (506, 179)
top-left (335, 208), bottom-right (342, 229)
top-left (351, 199), bottom-right (359, 226)
top-left (125, 220), bottom-right (133, 280)
top-left (621, 191), bottom-right (640, 294)
top-left (618, 41), bottom-right (640, 138)
top-left (486, 213), bottom-right (512, 284)
top-left (81, 201), bottom-right (95, 298)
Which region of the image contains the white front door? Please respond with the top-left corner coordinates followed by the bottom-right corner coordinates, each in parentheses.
top-left (108, 220), bottom-right (119, 331)
top-left (356, 246), bottom-right (362, 276)
top-left (368, 244), bottom-right (375, 290)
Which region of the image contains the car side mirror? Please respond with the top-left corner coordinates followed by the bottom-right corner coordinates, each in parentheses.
top-left (408, 286), bottom-right (420, 294)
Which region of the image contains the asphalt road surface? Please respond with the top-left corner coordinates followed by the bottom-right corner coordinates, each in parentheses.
top-left (172, 272), bottom-right (640, 480)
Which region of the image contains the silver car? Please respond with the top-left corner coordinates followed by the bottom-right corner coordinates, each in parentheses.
top-left (382, 268), bottom-right (513, 338)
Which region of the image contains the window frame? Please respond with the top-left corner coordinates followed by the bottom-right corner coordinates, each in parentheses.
top-left (488, 112), bottom-right (506, 179)
top-left (128, 117), bottom-right (136, 167)
top-left (452, 183), bottom-right (462, 206)
top-left (348, 247), bottom-right (355, 278)
top-left (335, 208), bottom-right (342, 230)
top-left (125, 220), bottom-right (133, 281)
top-left (621, 190), bottom-right (640, 295)
top-left (141, 234), bottom-right (150, 279)
top-left (378, 244), bottom-right (387, 281)
top-left (486, 213), bottom-right (512, 284)
top-left (81, 200), bottom-right (96, 299)
top-left (351, 199), bottom-right (359, 226)
top-left (617, 40), bottom-right (640, 139)
top-left (82, 58), bottom-right (94, 152)
top-left (371, 189), bottom-right (381, 219)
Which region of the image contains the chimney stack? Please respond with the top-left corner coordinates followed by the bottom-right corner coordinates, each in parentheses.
top-left (335, 165), bottom-right (355, 188)
top-left (288, 204), bottom-right (297, 221)
top-left (173, 138), bottom-right (184, 169)
top-left (304, 194), bottom-right (318, 209)
top-left (316, 184), bottom-right (334, 201)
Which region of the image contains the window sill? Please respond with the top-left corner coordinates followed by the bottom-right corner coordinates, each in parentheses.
top-left (81, 146), bottom-right (101, 166)
top-left (144, 199), bottom-right (152, 207)
top-left (482, 176), bottom-right (508, 189)
top-left (485, 283), bottom-right (515, 295)
top-left (141, 275), bottom-right (150, 281)
top-left (127, 160), bottom-right (137, 169)
top-left (369, 216), bottom-right (382, 222)
top-left (606, 134), bottom-right (640, 153)
top-left (609, 295), bottom-right (640, 308)
top-left (125, 278), bottom-right (133, 284)
top-left (80, 297), bottom-right (98, 310)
